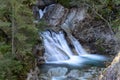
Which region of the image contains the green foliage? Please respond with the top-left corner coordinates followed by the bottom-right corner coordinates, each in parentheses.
top-left (0, 38), bottom-right (36, 78)
top-left (0, 22), bottom-right (11, 27)
top-left (0, 48), bottom-right (34, 80)
top-left (56, 0), bottom-right (71, 8)
top-left (36, 19), bottom-right (48, 32)
top-left (12, 1), bottom-right (37, 79)
top-left (0, 44), bottom-right (11, 54)
top-left (0, 54), bottom-right (23, 80)
top-left (13, 0), bottom-right (39, 46)
top-left (112, 19), bottom-right (120, 28)
top-left (70, 0), bottom-right (120, 29)
top-left (56, 0), bottom-right (120, 29)
top-left (96, 39), bottom-right (106, 53)
top-left (0, 0), bottom-right (37, 80)
top-left (0, 0), bottom-right (11, 20)
top-left (0, 0), bottom-right (11, 38)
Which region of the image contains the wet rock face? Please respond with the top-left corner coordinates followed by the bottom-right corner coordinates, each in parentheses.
top-left (32, 44), bottom-right (45, 63)
top-left (33, 0), bottom-right (56, 21)
top-left (99, 52), bottom-right (120, 80)
top-left (44, 4), bottom-right (69, 27)
top-left (33, 3), bottom-right (86, 31)
top-left (38, 67), bottom-right (104, 80)
top-left (61, 8), bottom-right (85, 32)
top-left (32, 5), bottom-right (40, 20)
top-left (44, 4), bottom-right (86, 31)
top-left (73, 19), bottom-right (119, 54)
top-left (47, 67), bottom-right (68, 77)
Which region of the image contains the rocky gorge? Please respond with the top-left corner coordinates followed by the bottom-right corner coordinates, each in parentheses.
top-left (27, 0), bottom-right (120, 80)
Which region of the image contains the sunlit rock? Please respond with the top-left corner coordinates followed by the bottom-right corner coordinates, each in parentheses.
top-left (61, 8), bottom-right (86, 31)
top-left (99, 52), bottom-right (120, 80)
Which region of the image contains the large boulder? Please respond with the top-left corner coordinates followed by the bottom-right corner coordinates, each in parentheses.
top-left (44, 4), bottom-right (69, 27)
top-left (99, 52), bottom-right (120, 80)
top-left (61, 8), bottom-right (86, 32)
top-left (44, 4), bottom-right (86, 30)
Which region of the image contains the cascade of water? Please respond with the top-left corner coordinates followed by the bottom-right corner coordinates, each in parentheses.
top-left (40, 30), bottom-right (107, 66)
top-left (69, 35), bottom-right (106, 61)
top-left (55, 31), bottom-right (73, 56)
top-left (69, 35), bottom-right (88, 55)
top-left (40, 30), bottom-right (73, 62)
top-left (38, 9), bottom-right (44, 19)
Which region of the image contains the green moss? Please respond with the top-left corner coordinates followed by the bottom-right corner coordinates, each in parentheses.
top-left (96, 39), bottom-right (106, 52)
top-left (98, 46), bottom-right (106, 52)
top-left (0, 44), bottom-right (11, 54)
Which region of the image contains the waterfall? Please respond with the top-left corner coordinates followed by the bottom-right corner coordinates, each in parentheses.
top-left (40, 30), bottom-right (107, 66)
top-left (40, 30), bottom-right (73, 62)
top-left (39, 9), bottom-right (44, 19)
top-left (39, 4), bottom-right (106, 65)
top-left (38, 4), bottom-right (55, 19)
top-left (69, 35), bottom-right (88, 55)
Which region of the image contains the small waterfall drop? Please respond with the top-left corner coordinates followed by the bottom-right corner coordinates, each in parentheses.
top-left (39, 9), bottom-right (44, 19)
top-left (40, 30), bottom-right (107, 66)
top-left (69, 35), bottom-right (88, 55)
top-left (38, 4), bottom-right (55, 19)
top-left (40, 30), bottom-right (73, 62)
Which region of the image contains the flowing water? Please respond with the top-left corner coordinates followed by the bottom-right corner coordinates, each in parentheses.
top-left (40, 30), bottom-right (107, 67)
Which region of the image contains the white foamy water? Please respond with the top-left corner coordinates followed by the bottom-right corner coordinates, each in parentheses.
top-left (69, 35), bottom-right (88, 55)
top-left (40, 30), bottom-right (107, 66)
top-left (39, 9), bottom-right (44, 19)
top-left (38, 4), bottom-right (55, 19)
top-left (40, 30), bottom-right (73, 62)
